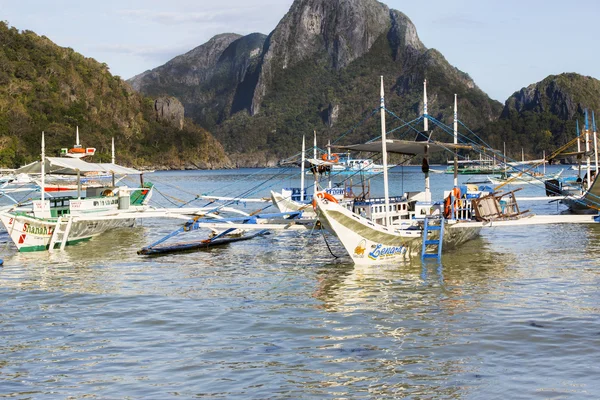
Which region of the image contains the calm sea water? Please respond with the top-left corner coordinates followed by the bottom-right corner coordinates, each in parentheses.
top-left (1, 166), bottom-right (600, 399)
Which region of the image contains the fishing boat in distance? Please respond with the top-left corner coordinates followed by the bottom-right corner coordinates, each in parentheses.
top-left (487, 168), bottom-right (564, 185)
top-left (270, 134), bottom-right (371, 219)
top-left (61, 126), bottom-right (96, 159)
top-left (444, 158), bottom-right (502, 175)
top-left (329, 152), bottom-right (388, 174)
top-left (543, 109), bottom-right (600, 214)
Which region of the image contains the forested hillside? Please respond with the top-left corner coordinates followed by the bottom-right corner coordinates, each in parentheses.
top-left (484, 74), bottom-right (600, 161)
top-left (128, 0), bottom-right (600, 166)
top-left (0, 21), bottom-right (230, 169)
top-left (130, 0), bottom-right (502, 166)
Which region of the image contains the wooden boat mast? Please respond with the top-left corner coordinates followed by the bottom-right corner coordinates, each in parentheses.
top-left (41, 131), bottom-right (45, 208)
top-left (327, 139), bottom-right (332, 189)
top-left (380, 76), bottom-right (390, 226)
top-left (593, 111), bottom-right (598, 174)
top-left (585, 109), bottom-right (592, 190)
top-left (300, 134), bottom-right (306, 201)
top-left (111, 137), bottom-right (116, 187)
top-left (313, 131), bottom-right (317, 197)
top-left (577, 120), bottom-right (582, 178)
top-left (453, 94), bottom-right (459, 187)
top-left (423, 79), bottom-right (431, 198)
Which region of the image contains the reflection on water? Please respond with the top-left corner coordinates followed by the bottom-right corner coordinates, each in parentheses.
top-left (313, 236), bottom-right (515, 313)
top-left (1, 168), bottom-right (600, 398)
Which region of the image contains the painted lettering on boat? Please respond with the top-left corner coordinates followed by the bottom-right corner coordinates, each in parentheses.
top-left (92, 199), bottom-right (118, 207)
top-left (367, 243), bottom-right (407, 260)
top-left (22, 222), bottom-right (53, 236)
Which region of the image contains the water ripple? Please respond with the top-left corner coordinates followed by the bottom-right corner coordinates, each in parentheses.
top-left (1, 168), bottom-right (600, 398)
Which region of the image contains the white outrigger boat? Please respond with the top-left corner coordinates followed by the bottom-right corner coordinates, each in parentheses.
top-left (270, 134), bottom-right (361, 219)
top-left (545, 110), bottom-right (600, 214)
top-left (0, 133), bottom-right (314, 253)
top-left (313, 77), bottom-right (600, 264)
top-left (0, 133), bottom-right (157, 252)
top-left (487, 168), bottom-right (564, 185)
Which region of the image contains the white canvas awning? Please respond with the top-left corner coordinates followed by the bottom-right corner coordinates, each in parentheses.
top-left (16, 157), bottom-right (141, 175)
top-left (97, 163), bottom-right (142, 175)
top-left (331, 140), bottom-right (473, 156)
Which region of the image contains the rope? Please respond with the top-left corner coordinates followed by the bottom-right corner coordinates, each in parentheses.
top-left (153, 186), bottom-right (187, 207)
top-left (320, 228), bottom-right (340, 259)
top-left (313, 210), bottom-right (340, 259)
top-left (331, 108), bottom-right (379, 144)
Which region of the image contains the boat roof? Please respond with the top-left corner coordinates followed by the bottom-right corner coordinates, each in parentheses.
top-left (16, 157), bottom-right (141, 175)
top-left (331, 139), bottom-right (472, 156)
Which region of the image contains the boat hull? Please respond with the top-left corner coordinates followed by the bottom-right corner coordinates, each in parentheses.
top-left (270, 191), bottom-right (316, 219)
top-left (560, 197), bottom-right (599, 215)
top-left (315, 197), bottom-right (480, 264)
top-left (0, 213), bottom-right (135, 251)
top-left (315, 197), bottom-right (420, 264)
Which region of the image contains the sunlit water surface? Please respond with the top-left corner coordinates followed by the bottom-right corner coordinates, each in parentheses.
top-left (1, 166), bottom-right (599, 398)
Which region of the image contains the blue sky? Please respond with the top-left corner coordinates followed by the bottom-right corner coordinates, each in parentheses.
top-left (1, 0), bottom-right (598, 102)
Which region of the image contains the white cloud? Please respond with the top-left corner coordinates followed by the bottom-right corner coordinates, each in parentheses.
top-left (116, 6), bottom-right (261, 26)
top-left (91, 43), bottom-right (193, 63)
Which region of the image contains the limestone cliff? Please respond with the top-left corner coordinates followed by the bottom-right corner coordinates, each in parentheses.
top-left (128, 0), bottom-right (504, 162)
top-left (502, 73), bottom-right (600, 120)
top-left (251, 0), bottom-right (392, 115)
top-left (155, 97), bottom-right (184, 130)
top-left (129, 33), bottom-right (242, 90)
top-left (128, 33), bottom-right (266, 127)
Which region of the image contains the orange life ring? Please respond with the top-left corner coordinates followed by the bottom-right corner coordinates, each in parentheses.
top-left (69, 148), bottom-right (85, 154)
top-left (311, 191), bottom-right (339, 210)
top-left (443, 187), bottom-right (461, 218)
top-left (321, 153), bottom-right (340, 163)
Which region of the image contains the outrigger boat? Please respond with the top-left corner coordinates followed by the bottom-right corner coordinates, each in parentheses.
top-left (313, 77), bottom-right (600, 264)
top-left (270, 134), bottom-right (360, 219)
top-left (487, 168), bottom-right (564, 185)
top-left (0, 133), bottom-right (156, 251)
top-left (328, 152), bottom-right (388, 174)
top-left (61, 126), bottom-right (96, 159)
top-left (0, 135), bottom-right (299, 253)
top-left (543, 110), bottom-right (600, 214)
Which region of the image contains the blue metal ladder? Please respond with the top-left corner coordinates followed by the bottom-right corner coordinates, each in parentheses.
top-left (421, 216), bottom-right (445, 261)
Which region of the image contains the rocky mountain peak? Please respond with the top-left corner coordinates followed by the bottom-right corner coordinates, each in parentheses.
top-left (502, 73), bottom-right (600, 120)
top-left (155, 96), bottom-right (185, 130)
top-left (388, 10), bottom-right (425, 64)
top-left (128, 33), bottom-right (243, 91)
top-left (251, 0), bottom-right (398, 115)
